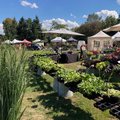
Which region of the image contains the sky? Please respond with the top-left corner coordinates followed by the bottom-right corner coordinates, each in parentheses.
top-left (1, 0), bottom-right (120, 34)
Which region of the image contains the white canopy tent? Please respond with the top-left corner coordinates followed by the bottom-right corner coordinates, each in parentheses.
top-left (112, 32), bottom-right (120, 41)
top-left (112, 32), bottom-right (120, 47)
top-left (67, 37), bottom-right (77, 42)
top-left (51, 37), bottom-right (66, 43)
top-left (11, 39), bottom-right (23, 44)
top-left (33, 39), bottom-right (41, 43)
top-left (4, 40), bottom-right (12, 44)
top-left (87, 31), bottom-right (112, 51)
top-left (77, 41), bottom-right (86, 50)
top-left (42, 29), bottom-right (84, 36)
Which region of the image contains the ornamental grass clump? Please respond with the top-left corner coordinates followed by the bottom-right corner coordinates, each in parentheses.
top-left (0, 45), bottom-right (29, 120)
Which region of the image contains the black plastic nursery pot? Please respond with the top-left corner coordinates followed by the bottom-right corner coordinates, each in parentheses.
top-left (83, 92), bottom-right (101, 100)
top-left (102, 95), bottom-right (119, 103)
top-left (94, 95), bottom-right (120, 111)
top-left (46, 69), bottom-right (57, 77)
top-left (65, 81), bottom-right (80, 92)
top-left (57, 77), bottom-right (65, 83)
top-left (110, 104), bottom-right (120, 119)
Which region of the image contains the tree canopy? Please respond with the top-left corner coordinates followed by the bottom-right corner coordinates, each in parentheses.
top-left (74, 13), bottom-right (120, 37)
top-left (86, 13), bottom-right (101, 23)
top-left (51, 21), bottom-right (68, 30)
top-left (3, 16), bottom-right (42, 41)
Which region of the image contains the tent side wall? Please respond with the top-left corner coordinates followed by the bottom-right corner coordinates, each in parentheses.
top-left (87, 38), bottom-right (93, 51)
top-left (87, 37), bottom-right (112, 51)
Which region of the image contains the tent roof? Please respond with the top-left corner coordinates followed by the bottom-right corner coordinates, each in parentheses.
top-left (22, 39), bottom-right (31, 44)
top-left (112, 32), bottom-right (120, 39)
top-left (89, 31), bottom-right (111, 38)
top-left (11, 39), bottom-right (23, 44)
top-left (42, 29), bottom-right (84, 36)
top-left (33, 39), bottom-right (41, 43)
top-left (51, 37), bottom-right (66, 42)
top-left (4, 40), bottom-right (12, 44)
top-left (103, 23), bottom-right (120, 32)
top-left (67, 37), bottom-right (77, 42)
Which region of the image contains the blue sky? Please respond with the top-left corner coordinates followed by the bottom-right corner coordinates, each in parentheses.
top-left (0, 0), bottom-right (120, 32)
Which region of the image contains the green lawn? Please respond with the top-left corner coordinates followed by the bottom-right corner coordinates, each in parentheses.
top-left (22, 74), bottom-right (117, 120)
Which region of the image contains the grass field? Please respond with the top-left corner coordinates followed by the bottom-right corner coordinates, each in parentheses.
top-left (21, 61), bottom-right (118, 120)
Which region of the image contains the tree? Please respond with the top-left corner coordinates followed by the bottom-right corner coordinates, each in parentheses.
top-left (117, 14), bottom-right (120, 23)
top-left (102, 16), bottom-right (118, 29)
top-left (32, 16), bottom-right (42, 40)
top-left (50, 21), bottom-right (68, 30)
top-left (11, 18), bottom-right (18, 39)
top-left (86, 13), bottom-right (101, 23)
top-left (26, 18), bottom-right (33, 40)
top-left (3, 18), bottom-right (18, 40)
top-left (17, 17), bottom-right (28, 40)
top-left (75, 21), bottom-right (102, 37)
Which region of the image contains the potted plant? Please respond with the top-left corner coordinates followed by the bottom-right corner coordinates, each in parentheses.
top-left (102, 89), bottom-right (120, 103)
top-left (78, 73), bottom-right (107, 99)
top-left (55, 68), bottom-right (81, 98)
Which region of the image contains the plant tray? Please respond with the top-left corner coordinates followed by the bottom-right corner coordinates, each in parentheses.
top-left (94, 100), bottom-right (120, 111)
top-left (94, 96), bottom-right (103, 102)
top-left (110, 104), bottom-right (120, 119)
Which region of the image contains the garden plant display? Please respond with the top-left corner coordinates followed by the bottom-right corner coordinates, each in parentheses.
top-left (77, 73), bottom-right (110, 96)
top-left (57, 68), bottom-right (81, 84)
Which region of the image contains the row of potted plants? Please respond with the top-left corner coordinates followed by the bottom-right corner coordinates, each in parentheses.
top-left (32, 55), bottom-right (120, 101)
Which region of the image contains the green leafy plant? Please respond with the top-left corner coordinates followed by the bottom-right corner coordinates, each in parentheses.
top-left (96, 61), bottom-right (110, 71)
top-left (36, 57), bottom-right (58, 72)
top-left (0, 45), bottom-right (29, 120)
top-left (57, 68), bottom-right (81, 83)
top-left (78, 73), bottom-right (110, 95)
top-left (102, 89), bottom-right (120, 98)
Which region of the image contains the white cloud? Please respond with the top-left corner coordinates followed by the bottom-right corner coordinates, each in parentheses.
top-left (20, 0), bottom-right (38, 9)
top-left (82, 15), bottom-right (88, 19)
top-left (70, 13), bottom-right (76, 19)
top-left (117, 0), bottom-right (120, 5)
top-left (0, 24), bottom-right (4, 35)
top-left (42, 18), bottom-right (79, 30)
top-left (96, 10), bottom-right (119, 19)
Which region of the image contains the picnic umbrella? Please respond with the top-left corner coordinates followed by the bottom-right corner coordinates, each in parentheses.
top-left (42, 28), bottom-right (84, 36)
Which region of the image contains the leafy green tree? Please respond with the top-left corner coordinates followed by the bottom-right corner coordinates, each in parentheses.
top-left (11, 18), bottom-right (18, 39)
top-left (117, 14), bottom-right (120, 23)
top-left (3, 18), bottom-right (18, 40)
top-left (86, 13), bottom-right (101, 23)
top-left (50, 21), bottom-right (68, 30)
top-left (75, 21), bottom-right (102, 37)
top-left (32, 16), bottom-right (42, 40)
top-left (17, 17), bottom-right (28, 40)
top-left (102, 16), bottom-right (118, 29)
top-left (26, 18), bottom-right (33, 40)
